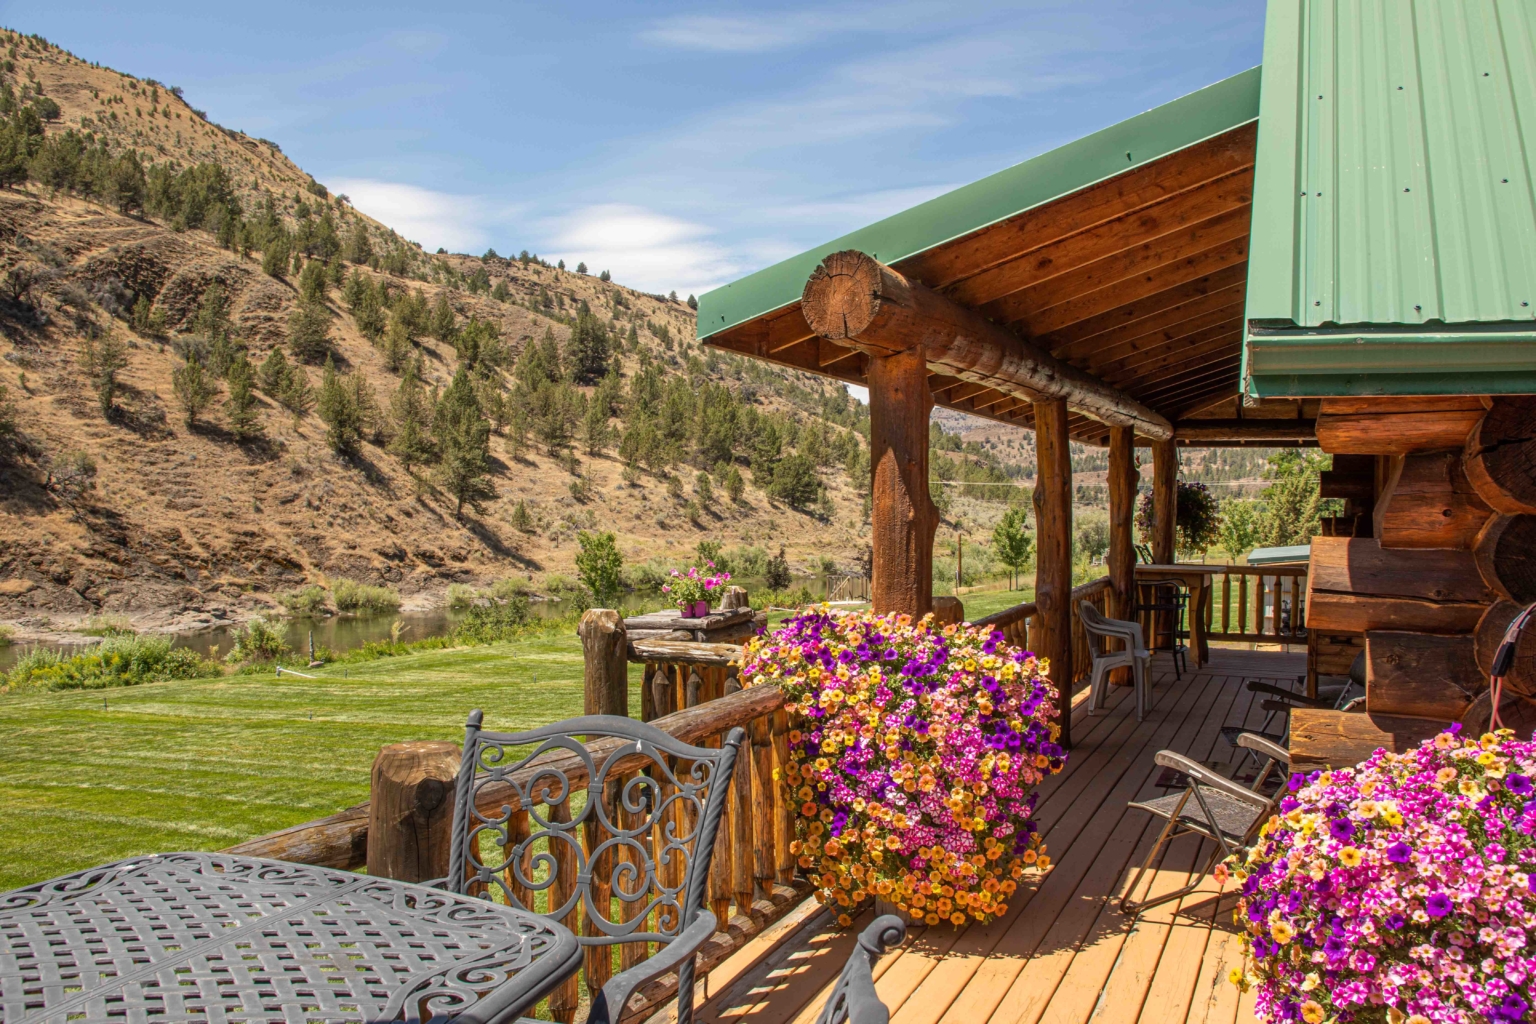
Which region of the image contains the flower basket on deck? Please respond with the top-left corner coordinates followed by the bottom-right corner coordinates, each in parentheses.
top-left (661, 564), bottom-right (730, 618)
top-left (740, 607), bottom-right (1065, 929)
top-left (1229, 726), bottom-right (1536, 1024)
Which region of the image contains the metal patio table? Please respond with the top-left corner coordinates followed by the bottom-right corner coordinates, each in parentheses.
top-left (0, 852), bottom-right (582, 1024)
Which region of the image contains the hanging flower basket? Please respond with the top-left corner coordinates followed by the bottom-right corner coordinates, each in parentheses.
top-left (740, 607), bottom-right (1065, 929)
top-left (1229, 726), bottom-right (1536, 1024)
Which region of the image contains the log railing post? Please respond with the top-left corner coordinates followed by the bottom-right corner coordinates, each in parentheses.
top-left (1033, 398), bottom-right (1073, 748)
top-left (749, 715), bottom-right (776, 901)
top-left (1108, 426), bottom-right (1137, 623)
top-left (367, 741), bottom-right (461, 883)
top-left (770, 710), bottom-right (796, 886)
top-left (580, 609), bottom-right (629, 718)
top-left (546, 797), bottom-right (581, 1024)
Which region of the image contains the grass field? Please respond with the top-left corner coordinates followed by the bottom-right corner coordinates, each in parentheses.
top-left (0, 628), bottom-right (647, 891)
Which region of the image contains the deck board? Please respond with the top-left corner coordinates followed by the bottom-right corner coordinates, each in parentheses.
top-left (687, 647), bottom-right (1305, 1024)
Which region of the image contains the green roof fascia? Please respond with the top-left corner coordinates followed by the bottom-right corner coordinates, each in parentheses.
top-left (697, 67), bottom-right (1262, 341)
top-left (1246, 323), bottom-right (1536, 397)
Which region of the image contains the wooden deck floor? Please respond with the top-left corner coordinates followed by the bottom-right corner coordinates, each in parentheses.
top-left (685, 646), bottom-right (1306, 1024)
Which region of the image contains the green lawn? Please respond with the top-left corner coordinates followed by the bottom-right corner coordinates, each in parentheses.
top-left (955, 586), bottom-right (1035, 620)
top-left (0, 630), bottom-right (644, 891)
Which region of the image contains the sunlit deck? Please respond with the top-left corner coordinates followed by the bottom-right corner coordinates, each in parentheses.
top-left (682, 646), bottom-right (1304, 1024)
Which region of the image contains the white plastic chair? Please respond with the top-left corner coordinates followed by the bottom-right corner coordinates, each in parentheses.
top-left (1081, 601), bottom-right (1152, 720)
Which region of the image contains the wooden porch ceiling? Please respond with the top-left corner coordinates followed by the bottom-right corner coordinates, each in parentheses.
top-left (705, 124), bottom-right (1263, 445)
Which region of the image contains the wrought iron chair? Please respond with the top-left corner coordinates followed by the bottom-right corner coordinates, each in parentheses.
top-left (441, 711), bottom-right (745, 1024)
top-left (1080, 601), bottom-right (1152, 721)
top-left (1133, 580), bottom-right (1188, 679)
top-left (812, 915), bottom-right (907, 1024)
top-left (1120, 733), bottom-right (1290, 918)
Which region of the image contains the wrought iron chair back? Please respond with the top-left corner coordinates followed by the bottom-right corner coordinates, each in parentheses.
top-left (813, 915), bottom-right (906, 1024)
top-left (444, 711), bottom-right (745, 1024)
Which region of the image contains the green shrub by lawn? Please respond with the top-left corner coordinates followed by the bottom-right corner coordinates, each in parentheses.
top-left (3, 634), bottom-right (221, 693)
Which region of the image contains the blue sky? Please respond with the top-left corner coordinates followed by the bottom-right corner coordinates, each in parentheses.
top-left (4, 1), bottom-right (1265, 297)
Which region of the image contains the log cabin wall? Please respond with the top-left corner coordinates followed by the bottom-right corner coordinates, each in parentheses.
top-left (1306, 396), bottom-right (1536, 726)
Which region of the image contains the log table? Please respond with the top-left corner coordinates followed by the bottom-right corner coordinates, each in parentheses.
top-left (623, 606), bottom-right (760, 644)
top-left (0, 852), bottom-right (581, 1024)
top-left (1134, 564), bottom-right (1223, 667)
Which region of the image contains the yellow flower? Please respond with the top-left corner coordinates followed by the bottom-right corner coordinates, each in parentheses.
top-left (1301, 973), bottom-right (1320, 992)
top-left (1339, 847), bottom-right (1362, 867)
top-left (837, 913), bottom-right (852, 927)
top-left (1300, 1000), bottom-right (1325, 1024)
top-left (1356, 801), bottom-right (1378, 818)
top-left (951, 912), bottom-right (967, 926)
top-left (1476, 750), bottom-right (1497, 766)
top-left (1270, 921), bottom-right (1294, 944)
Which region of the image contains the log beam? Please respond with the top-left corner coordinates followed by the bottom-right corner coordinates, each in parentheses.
top-left (1173, 419), bottom-right (1316, 443)
top-left (1465, 396), bottom-right (1536, 514)
top-left (868, 346), bottom-right (939, 618)
top-left (1033, 398), bottom-right (1073, 748)
top-left (1373, 452), bottom-right (1492, 550)
top-left (801, 250), bottom-right (1172, 440)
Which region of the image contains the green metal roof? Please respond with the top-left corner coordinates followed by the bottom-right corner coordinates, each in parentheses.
top-left (1243, 0), bottom-right (1536, 397)
top-left (696, 67), bottom-right (1262, 341)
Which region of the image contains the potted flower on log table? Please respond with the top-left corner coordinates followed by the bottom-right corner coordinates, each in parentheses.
top-left (741, 607), bottom-right (1065, 929)
top-left (1228, 726), bottom-right (1536, 1024)
top-left (662, 564), bottom-right (730, 619)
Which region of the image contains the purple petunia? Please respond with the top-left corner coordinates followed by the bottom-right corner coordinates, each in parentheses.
top-left (1386, 842), bottom-right (1412, 864)
top-left (1425, 892), bottom-right (1453, 918)
top-left (1328, 818), bottom-right (1354, 842)
top-left (1508, 773), bottom-right (1533, 797)
top-left (1384, 912), bottom-right (1406, 930)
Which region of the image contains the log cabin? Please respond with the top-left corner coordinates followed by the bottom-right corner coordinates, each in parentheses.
top-left (695, 1), bottom-right (1536, 767)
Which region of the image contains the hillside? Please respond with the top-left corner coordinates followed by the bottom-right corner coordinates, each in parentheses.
top-left (0, 29), bottom-right (899, 631)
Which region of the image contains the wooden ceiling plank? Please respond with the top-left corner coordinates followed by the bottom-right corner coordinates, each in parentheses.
top-left (1093, 323), bottom-right (1243, 383)
top-left (901, 123), bottom-right (1258, 291)
top-left (943, 167), bottom-right (1255, 308)
top-left (1135, 364), bottom-right (1242, 407)
top-left (1016, 235), bottom-right (1250, 338)
top-left (1059, 296), bottom-right (1245, 366)
top-left (978, 202), bottom-right (1251, 323)
top-left (1034, 262), bottom-right (1250, 352)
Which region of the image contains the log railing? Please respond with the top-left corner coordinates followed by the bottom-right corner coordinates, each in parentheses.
top-left (1202, 565), bottom-right (1309, 645)
top-left (971, 576), bottom-right (1113, 690)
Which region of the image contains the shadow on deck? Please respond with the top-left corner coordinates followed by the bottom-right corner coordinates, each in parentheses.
top-left (678, 646), bottom-right (1301, 1024)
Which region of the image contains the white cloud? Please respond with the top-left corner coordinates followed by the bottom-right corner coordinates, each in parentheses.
top-left (543, 204), bottom-right (742, 298)
top-left (329, 178), bottom-right (492, 254)
top-left (640, 12), bottom-right (840, 52)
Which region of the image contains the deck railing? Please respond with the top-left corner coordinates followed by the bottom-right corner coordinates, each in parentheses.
top-left (1201, 564), bottom-right (1308, 645)
top-left (970, 576), bottom-right (1113, 689)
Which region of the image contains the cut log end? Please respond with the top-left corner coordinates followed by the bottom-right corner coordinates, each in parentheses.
top-left (1475, 599), bottom-right (1536, 699)
top-left (1473, 514), bottom-right (1536, 604)
top-left (801, 250), bottom-right (885, 340)
top-left (1465, 396), bottom-right (1536, 514)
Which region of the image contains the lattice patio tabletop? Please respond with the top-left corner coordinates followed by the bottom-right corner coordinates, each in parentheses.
top-left (0, 852), bottom-right (582, 1024)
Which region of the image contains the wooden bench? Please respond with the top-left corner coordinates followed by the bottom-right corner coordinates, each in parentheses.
top-left (1286, 708), bottom-right (1446, 774)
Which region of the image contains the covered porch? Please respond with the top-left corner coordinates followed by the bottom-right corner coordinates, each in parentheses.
top-left (680, 646), bottom-right (1298, 1024)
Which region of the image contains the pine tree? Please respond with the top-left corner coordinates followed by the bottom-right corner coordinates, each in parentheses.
top-left (581, 396), bottom-right (611, 456)
top-left (429, 292), bottom-right (455, 343)
top-left (694, 471), bottom-right (713, 505)
top-left (723, 464), bottom-right (744, 502)
top-left (509, 499), bottom-right (534, 533)
top-left (351, 372), bottom-right (381, 444)
top-left (287, 298), bottom-right (332, 363)
top-left (491, 280), bottom-right (510, 302)
top-left (387, 358), bottom-right (435, 472)
top-left (686, 294), bottom-right (698, 310)
top-left (382, 316), bottom-right (411, 372)
top-left (261, 233), bottom-right (290, 278)
top-left (349, 276), bottom-right (385, 342)
top-left (258, 347), bottom-right (292, 396)
top-left (172, 354), bottom-right (217, 428)
top-left (434, 367), bottom-right (495, 516)
top-left (279, 365), bottom-right (314, 420)
top-left (343, 221), bottom-right (372, 264)
top-left (224, 353), bottom-right (262, 439)
top-left (316, 356), bottom-right (361, 455)
top-left (81, 333), bottom-right (128, 419)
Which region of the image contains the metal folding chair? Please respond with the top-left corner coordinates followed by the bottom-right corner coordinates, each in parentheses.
top-left (812, 915), bottom-right (907, 1024)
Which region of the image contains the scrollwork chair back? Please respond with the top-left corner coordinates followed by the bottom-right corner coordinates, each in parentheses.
top-left (444, 710), bottom-right (746, 1024)
top-left (813, 915), bottom-right (906, 1024)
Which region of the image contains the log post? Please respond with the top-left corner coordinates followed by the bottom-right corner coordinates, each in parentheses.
top-left (546, 797), bottom-right (581, 1024)
top-left (366, 741), bottom-right (461, 883)
top-left (580, 609), bottom-right (629, 718)
top-left (721, 585), bottom-right (750, 610)
top-left (931, 595), bottom-right (965, 625)
top-left (750, 716), bottom-right (776, 899)
top-left (867, 346), bottom-right (939, 618)
top-left (1033, 398), bottom-right (1073, 749)
top-left (770, 710), bottom-right (796, 885)
top-left (1151, 439), bottom-right (1177, 564)
top-left (1108, 426), bottom-right (1137, 621)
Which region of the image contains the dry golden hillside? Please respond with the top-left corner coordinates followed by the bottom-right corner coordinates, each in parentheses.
top-left (0, 32), bottom-right (887, 630)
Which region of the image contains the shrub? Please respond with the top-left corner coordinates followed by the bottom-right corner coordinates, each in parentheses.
top-left (79, 614), bottom-right (134, 637)
top-left (0, 624), bottom-right (12, 646)
top-left (446, 582), bottom-right (478, 611)
top-left (3, 634), bottom-right (217, 692)
top-left (278, 584), bottom-right (331, 617)
top-left (224, 617), bottom-right (289, 664)
top-left (331, 578), bottom-right (400, 613)
top-left (451, 596), bottom-right (530, 644)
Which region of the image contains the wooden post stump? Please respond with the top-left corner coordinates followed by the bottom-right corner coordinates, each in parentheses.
top-left (367, 741), bottom-right (461, 883)
top-left (579, 609), bottom-right (629, 718)
top-left (931, 595), bottom-right (965, 625)
top-left (721, 585), bottom-right (750, 610)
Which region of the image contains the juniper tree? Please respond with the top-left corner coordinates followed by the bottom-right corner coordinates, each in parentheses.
top-left (581, 396), bottom-right (611, 456)
top-left (722, 464), bottom-right (744, 502)
top-left (279, 364), bottom-right (314, 421)
top-left (343, 221), bottom-right (372, 264)
top-left (298, 258), bottom-right (327, 304)
top-left (261, 233), bottom-right (289, 278)
top-left (80, 332), bottom-right (128, 418)
top-left (224, 353), bottom-right (261, 439)
top-left (387, 357), bottom-right (435, 472)
top-left (565, 307), bottom-right (610, 384)
top-left (258, 347), bottom-right (292, 396)
top-left (491, 280), bottom-right (510, 302)
top-left (509, 498), bottom-right (534, 533)
top-left (349, 275), bottom-right (385, 342)
top-left (429, 292), bottom-right (455, 343)
top-left (316, 356), bottom-right (361, 455)
top-left (433, 367), bottom-right (495, 516)
top-left (382, 316), bottom-right (411, 373)
top-left (171, 353), bottom-right (217, 428)
top-left (287, 298), bottom-right (332, 363)
top-left (351, 371), bottom-right (382, 444)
